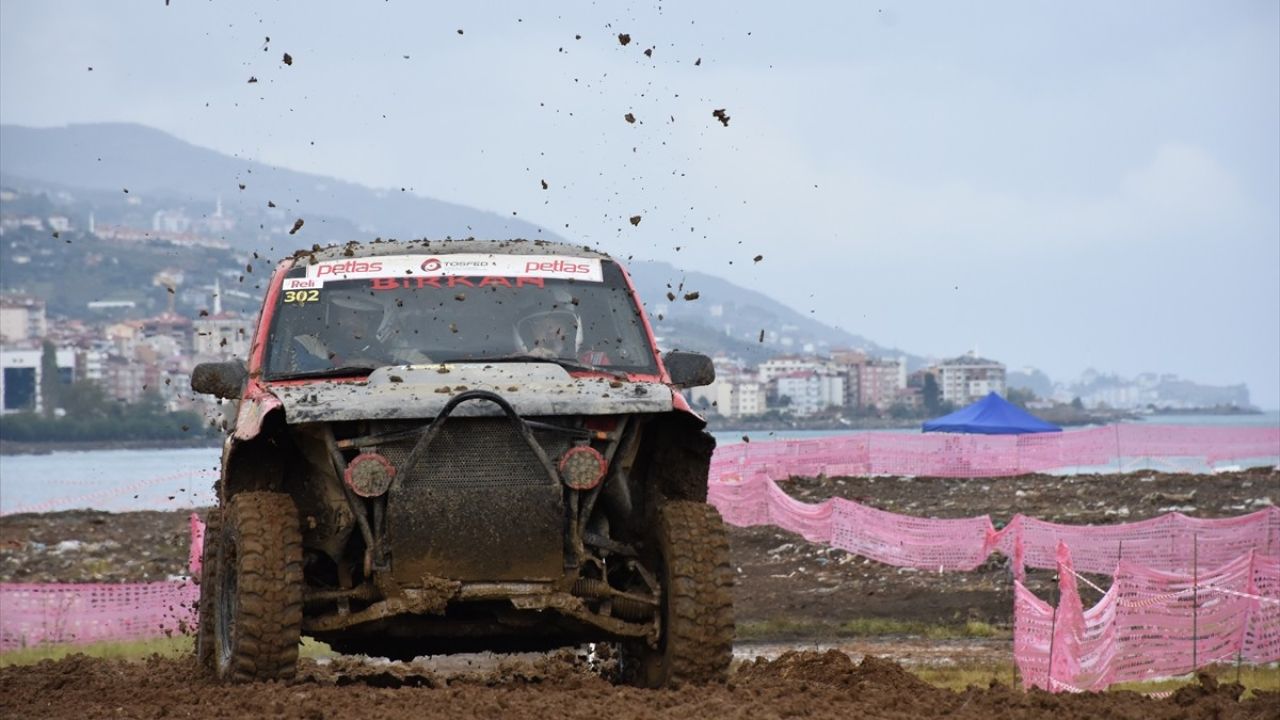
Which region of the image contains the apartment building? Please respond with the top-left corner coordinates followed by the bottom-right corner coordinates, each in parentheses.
top-left (934, 353), bottom-right (1006, 406)
top-left (0, 346), bottom-right (75, 414)
top-left (0, 295), bottom-right (47, 345)
top-left (775, 370), bottom-right (845, 417)
top-left (758, 356), bottom-right (820, 384)
top-left (858, 357), bottom-right (906, 410)
top-left (193, 312), bottom-right (255, 360)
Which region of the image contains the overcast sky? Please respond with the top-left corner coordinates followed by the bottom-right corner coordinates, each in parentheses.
top-left (3, 1), bottom-right (1278, 407)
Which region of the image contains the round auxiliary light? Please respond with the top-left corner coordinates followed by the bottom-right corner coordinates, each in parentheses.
top-left (559, 446), bottom-right (607, 490)
top-left (344, 452), bottom-right (396, 497)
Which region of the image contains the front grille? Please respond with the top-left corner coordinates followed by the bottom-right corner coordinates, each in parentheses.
top-left (378, 419), bottom-right (568, 489)
top-left (381, 417), bottom-right (571, 582)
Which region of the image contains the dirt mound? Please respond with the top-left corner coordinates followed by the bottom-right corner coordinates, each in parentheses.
top-left (735, 650), bottom-right (930, 695)
top-left (3, 652), bottom-right (1275, 720)
top-left (1172, 672), bottom-right (1241, 704)
top-left (736, 648), bottom-right (857, 685)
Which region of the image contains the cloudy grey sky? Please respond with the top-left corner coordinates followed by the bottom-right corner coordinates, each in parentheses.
top-left (3, 1), bottom-right (1278, 407)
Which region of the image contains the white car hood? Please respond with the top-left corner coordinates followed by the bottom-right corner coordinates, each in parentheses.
top-left (270, 362), bottom-right (674, 423)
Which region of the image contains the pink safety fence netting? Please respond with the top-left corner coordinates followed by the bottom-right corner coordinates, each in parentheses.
top-left (0, 514), bottom-right (205, 652)
top-left (1, 424), bottom-right (1276, 653)
top-left (711, 424), bottom-right (1280, 480)
top-left (708, 470), bottom-right (1280, 578)
top-left (0, 580), bottom-right (198, 651)
top-left (1014, 543), bottom-right (1280, 692)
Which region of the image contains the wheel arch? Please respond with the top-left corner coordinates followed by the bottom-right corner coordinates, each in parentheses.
top-left (220, 405), bottom-right (293, 503)
top-left (634, 410), bottom-right (716, 504)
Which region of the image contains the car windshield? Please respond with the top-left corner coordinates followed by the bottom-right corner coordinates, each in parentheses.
top-left (261, 255), bottom-right (658, 378)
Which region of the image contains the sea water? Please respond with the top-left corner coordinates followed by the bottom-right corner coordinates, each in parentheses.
top-left (0, 446), bottom-right (220, 515)
top-left (1, 413), bottom-right (1274, 515)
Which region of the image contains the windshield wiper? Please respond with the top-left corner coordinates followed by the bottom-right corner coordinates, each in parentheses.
top-left (478, 355), bottom-right (629, 380)
top-left (267, 365), bottom-right (381, 381)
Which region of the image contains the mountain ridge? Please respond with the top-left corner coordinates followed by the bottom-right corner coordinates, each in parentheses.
top-left (0, 122), bottom-right (551, 246)
top-left (0, 121), bottom-right (896, 362)
top-left (2, 121), bottom-right (1253, 405)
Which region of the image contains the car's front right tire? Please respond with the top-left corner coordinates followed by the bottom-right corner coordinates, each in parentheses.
top-left (621, 500), bottom-right (735, 688)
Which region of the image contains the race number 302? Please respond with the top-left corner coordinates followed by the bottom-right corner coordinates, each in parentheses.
top-left (283, 289), bottom-right (320, 304)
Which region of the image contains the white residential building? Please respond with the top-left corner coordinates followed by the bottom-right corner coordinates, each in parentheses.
top-left (689, 368), bottom-right (766, 419)
top-left (775, 370), bottom-right (845, 417)
top-left (934, 352), bottom-right (1006, 406)
top-left (152, 208), bottom-right (192, 234)
top-left (0, 295), bottom-right (47, 345)
top-left (758, 356), bottom-right (820, 384)
top-left (193, 313), bottom-right (255, 360)
top-left (735, 381), bottom-right (766, 417)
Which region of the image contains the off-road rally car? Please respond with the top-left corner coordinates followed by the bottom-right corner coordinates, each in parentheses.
top-left (191, 239), bottom-right (733, 687)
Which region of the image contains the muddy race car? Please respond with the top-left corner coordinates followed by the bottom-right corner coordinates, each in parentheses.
top-left (190, 239), bottom-right (732, 687)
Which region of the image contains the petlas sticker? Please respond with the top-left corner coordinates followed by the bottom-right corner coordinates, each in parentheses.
top-left (303, 254), bottom-right (603, 284)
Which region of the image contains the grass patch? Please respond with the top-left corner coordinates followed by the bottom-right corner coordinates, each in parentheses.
top-left (1108, 664), bottom-right (1280, 699)
top-left (906, 661), bottom-right (1279, 699)
top-left (0, 636), bottom-right (193, 667)
top-left (840, 618), bottom-right (1003, 640)
top-left (910, 660), bottom-right (1017, 691)
top-left (736, 617), bottom-right (1008, 642)
top-left (0, 636), bottom-right (334, 667)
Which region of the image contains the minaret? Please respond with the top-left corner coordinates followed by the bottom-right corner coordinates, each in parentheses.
top-left (215, 195), bottom-right (223, 218)
top-left (213, 276), bottom-right (223, 315)
top-left (88, 212), bottom-right (95, 235)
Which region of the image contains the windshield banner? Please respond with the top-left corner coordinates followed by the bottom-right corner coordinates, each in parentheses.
top-left (303, 254), bottom-right (603, 284)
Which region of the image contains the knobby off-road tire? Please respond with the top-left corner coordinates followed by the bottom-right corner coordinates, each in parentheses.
top-left (214, 491), bottom-right (304, 682)
top-left (195, 508), bottom-right (222, 671)
top-left (624, 500), bottom-right (735, 688)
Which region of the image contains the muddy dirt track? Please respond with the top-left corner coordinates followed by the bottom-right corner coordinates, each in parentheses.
top-left (3, 650), bottom-right (1276, 720)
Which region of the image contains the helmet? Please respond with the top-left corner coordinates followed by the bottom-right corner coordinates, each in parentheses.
top-left (327, 293), bottom-right (387, 336)
top-left (514, 290), bottom-right (581, 356)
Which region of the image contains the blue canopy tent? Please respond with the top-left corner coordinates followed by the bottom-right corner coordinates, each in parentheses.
top-left (922, 392), bottom-right (1062, 435)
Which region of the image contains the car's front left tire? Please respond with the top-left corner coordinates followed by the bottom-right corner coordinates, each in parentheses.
top-left (213, 491), bottom-right (304, 682)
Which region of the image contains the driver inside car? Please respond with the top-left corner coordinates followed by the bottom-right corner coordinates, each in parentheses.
top-left (515, 307), bottom-right (610, 366)
top-left (292, 295), bottom-right (391, 370)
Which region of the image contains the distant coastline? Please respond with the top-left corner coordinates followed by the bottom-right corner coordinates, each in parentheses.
top-left (0, 437), bottom-right (221, 457)
top-left (1147, 405), bottom-right (1263, 416)
top-left (705, 417), bottom-right (920, 432)
top-left (702, 406), bottom-right (1273, 433)
top-left (705, 410), bottom-right (1138, 433)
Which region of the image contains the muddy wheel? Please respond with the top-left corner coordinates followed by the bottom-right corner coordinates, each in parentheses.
top-left (622, 500), bottom-right (734, 688)
top-left (195, 508), bottom-right (222, 671)
top-left (213, 491), bottom-right (303, 682)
